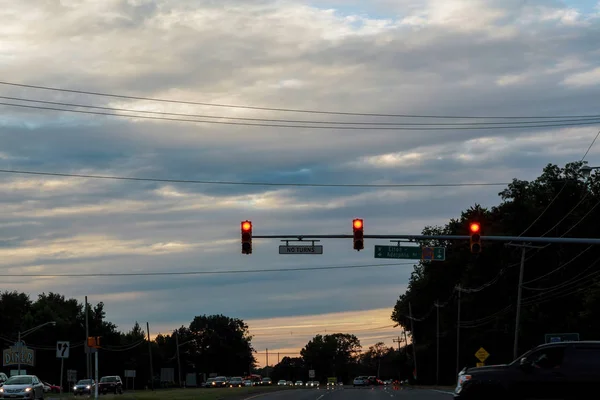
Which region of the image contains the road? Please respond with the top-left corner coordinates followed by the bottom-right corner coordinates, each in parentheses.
top-left (245, 386), bottom-right (454, 400)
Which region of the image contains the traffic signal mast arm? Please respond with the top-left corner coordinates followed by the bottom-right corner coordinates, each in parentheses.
top-left (251, 234), bottom-right (600, 244)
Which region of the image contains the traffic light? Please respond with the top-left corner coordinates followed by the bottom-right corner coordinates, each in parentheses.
top-left (353, 219), bottom-right (364, 251)
top-left (241, 220), bottom-right (252, 254)
top-left (87, 336), bottom-right (101, 348)
top-left (469, 222), bottom-right (482, 254)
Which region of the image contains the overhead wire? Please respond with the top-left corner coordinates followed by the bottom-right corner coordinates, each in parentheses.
top-left (521, 245), bottom-right (594, 286)
top-left (3, 80), bottom-right (600, 119)
top-left (514, 129), bottom-right (600, 238)
top-left (0, 261), bottom-right (417, 278)
top-left (3, 101), bottom-right (600, 130)
top-left (5, 96), bottom-right (600, 127)
top-left (0, 168), bottom-right (514, 188)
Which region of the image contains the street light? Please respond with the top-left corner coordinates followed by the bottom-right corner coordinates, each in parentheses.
top-left (17, 321), bottom-right (56, 375)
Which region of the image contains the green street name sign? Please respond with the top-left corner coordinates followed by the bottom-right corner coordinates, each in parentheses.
top-left (374, 245), bottom-right (446, 261)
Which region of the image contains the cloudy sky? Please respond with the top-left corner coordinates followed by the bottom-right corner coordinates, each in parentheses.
top-left (1, 0), bottom-right (600, 366)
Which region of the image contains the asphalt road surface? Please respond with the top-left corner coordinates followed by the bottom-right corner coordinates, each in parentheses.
top-left (247, 386), bottom-right (454, 400)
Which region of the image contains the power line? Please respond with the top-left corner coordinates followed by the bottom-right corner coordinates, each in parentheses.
top-left (4, 96), bottom-right (600, 126)
top-left (0, 261), bottom-right (416, 278)
top-left (515, 129), bottom-right (600, 238)
top-left (2, 101), bottom-right (600, 130)
top-left (0, 168), bottom-right (515, 188)
top-left (3, 80), bottom-right (600, 119)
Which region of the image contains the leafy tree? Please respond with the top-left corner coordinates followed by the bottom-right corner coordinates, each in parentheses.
top-left (300, 333), bottom-right (361, 382)
top-left (271, 356), bottom-right (305, 382)
top-left (391, 161), bottom-right (600, 384)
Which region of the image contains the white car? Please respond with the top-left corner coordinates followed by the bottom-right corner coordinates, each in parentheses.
top-left (295, 381), bottom-right (303, 386)
top-left (353, 376), bottom-right (368, 387)
top-left (0, 375), bottom-right (45, 399)
top-left (277, 380), bottom-right (287, 386)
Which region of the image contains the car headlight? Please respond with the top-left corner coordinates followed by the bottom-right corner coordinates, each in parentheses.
top-left (86, 385), bottom-right (91, 389)
top-left (25, 388), bottom-right (32, 392)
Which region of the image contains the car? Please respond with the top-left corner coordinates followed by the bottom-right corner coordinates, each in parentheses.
top-left (295, 380), bottom-right (303, 386)
top-left (0, 375), bottom-right (45, 399)
top-left (454, 341), bottom-right (600, 399)
top-left (98, 375), bottom-right (123, 394)
top-left (229, 377), bottom-right (243, 388)
top-left (277, 380), bottom-right (287, 386)
top-left (73, 379), bottom-right (95, 396)
top-left (353, 376), bottom-right (368, 387)
top-left (204, 378), bottom-right (216, 388)
top-left (213, 376), bottom-right (228, 388)
top-left (261, 377), bottom-right (272, 386)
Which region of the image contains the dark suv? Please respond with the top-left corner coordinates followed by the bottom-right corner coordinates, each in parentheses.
top-left (454, 341), bottom-right (600, 399)
top-left (98, 375), bottom-right (123, 394)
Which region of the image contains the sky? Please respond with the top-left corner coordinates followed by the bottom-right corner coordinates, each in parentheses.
top-left (1, 0), bottom-right (600, 367)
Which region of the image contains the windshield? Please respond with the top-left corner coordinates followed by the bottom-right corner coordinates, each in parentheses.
top-left (5, 376), bottom-right (33, 385)
top-left (77, 380), bottom-right (93, 385)
top-left (100, 377), bottom-right (116, 382)
top-left (509, 348), bottom-right (536, 366)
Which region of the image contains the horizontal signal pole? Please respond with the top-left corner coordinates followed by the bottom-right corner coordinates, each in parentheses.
top-left (252, 234), bottom-right (600, 245)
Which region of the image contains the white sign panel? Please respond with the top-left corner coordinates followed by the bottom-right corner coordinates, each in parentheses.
top-left (67, 370), bottom-right (77, 382)
top-left (56, 341), bottom-right (70, 358)
top-left (279, 245), bottom-right (323, 255)
top-left (309, 370), bottom-right (315, 378)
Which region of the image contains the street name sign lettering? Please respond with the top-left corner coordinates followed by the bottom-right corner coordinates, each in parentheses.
top-left (475, 347), bottom-right (490, 362)
top-left (56, 341), bottom-right (70, 358)
top-left (374, 245), bottom-right (446, 261)
top-left (279, 245), bottom-right (323, 255)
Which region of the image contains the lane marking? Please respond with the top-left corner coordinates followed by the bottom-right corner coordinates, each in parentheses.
top-left (243, 389), bottom-right (290, 400)
top-left (431, 389), bottom-right (454, 395)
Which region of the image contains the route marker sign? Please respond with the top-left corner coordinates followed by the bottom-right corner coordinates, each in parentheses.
top-left (309, 370), bottom-right (315, 378)
top-left (279, 245), bottom-right (323, 255)
top-left (374, 245), bottom-right (445, 261)
top-left (56, 341), bottom-right (70, 358)
top-left (475, 347), bottom-right (489, 362)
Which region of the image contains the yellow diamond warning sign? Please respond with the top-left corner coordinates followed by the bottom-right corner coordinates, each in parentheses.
top-left (475, 347), bottom-right (489, 362)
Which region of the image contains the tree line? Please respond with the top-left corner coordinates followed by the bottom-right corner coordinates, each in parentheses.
top-left (0, 292), bottom-right (255, 388)
top-left (392, 161), bottom-right (600, 385)
top-left (259, 334), bottom-right (414, 383)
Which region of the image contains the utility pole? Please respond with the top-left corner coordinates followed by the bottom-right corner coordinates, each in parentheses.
top-left (85, 296), bottom-right (90, 379)
top-left (175, 330), bottom-right (182, 388)
top-left (456, 285), bottom-right (461, 378)
top-left (435, 300), bottom-right (440, 386)
top-left (147, 322), bottom-right (154, 391)
top-left (403, 330), bottom-right (408, 355)
top-left (266, 349), bottom-right (269, 377)
top-left (506, 243), bottom-right (545, 359)
top-left (278, 352), bottom-right (280, 364)
top-left (393, 336), bottom-right (402, 351)
top-left (408, 302), bottom-right (417, 382)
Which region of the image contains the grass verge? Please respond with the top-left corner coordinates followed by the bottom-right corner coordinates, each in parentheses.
top-left (46, 386), bottom-right (293, 400)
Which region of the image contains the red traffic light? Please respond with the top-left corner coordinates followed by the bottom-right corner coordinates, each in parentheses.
top-left (242, 221), bottom-right (252, 231)
top-left (353, 219), bottom-right (364, 251)
top-left (469, 223), bottom-right (480, 233)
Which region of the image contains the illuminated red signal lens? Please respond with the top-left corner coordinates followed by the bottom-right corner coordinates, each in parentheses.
top-left (470, 223), bottom-right (480, 233)
top-left (242, 221), bottom-right (252, 231)
top-left (353, 219), bottom-right (363, 230)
